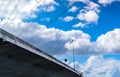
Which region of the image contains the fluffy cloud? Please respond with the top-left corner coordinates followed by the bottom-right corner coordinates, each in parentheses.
top-left (0, 0), bottom-right (58, 20)
top-left (73, 22), bottom-right (86, 28)
top-left (1, 17), bottom-right (120, 55)
top-left (84, 56), bottom-right (120, 77)
top-left (74, 1), bottom-right (100, 27)
top-left (69, 62), bottom-right (82, 71)
top-left (85, 1), bottom-right (100, 13)
top-left (77, 11), bottom-right (99, 23)
top-left (63, 28), bottom-right (120, 55)
top-left (98, 0), bottom-right (120, 6)
top-left (99, 0), bottom-right (113, 5)
top-left (1, 1), bottom-right (120, 77)
top-left (96, 28), bottom-right (120, 53)
top-left (65, 38), bottom-right (93, 55)
top-left (77, 1), bottom-right (100, 23)
top-left (0, 0), bottom-right (120, 56)
top-left (63, 16), bottom-right (74, 22)
top-left (67, 0), bottom-right (100, 27)
top-left (39, 5), bottom-right (56, 12)
top-left (68, 0), bottom-right (89, 4)
top-left (69, 6), bottom-right (78, 13)
top-left (69, 56), bottom-right (120, 77)
top-left (0, 18), bottom-right (90, 55)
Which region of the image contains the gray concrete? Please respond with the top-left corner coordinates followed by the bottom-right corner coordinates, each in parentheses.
top-left (0, 28), bottom-right (81, 77)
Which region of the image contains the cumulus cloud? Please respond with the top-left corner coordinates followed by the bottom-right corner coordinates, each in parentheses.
top-left (77, 1), bottom-right (100, 23)
top-left (72, 1), bottom-right (100, 27)
top-left (77, 11), bottom-right (99, 23)
top-left (73, 22), bottom-right (86, 28)
top-left (69, 55), bottom-right (120, 77)
top-left (1, 2), bottom-right (120, 77)
top-left (65, 38), bottom-right (94, 55)
top-left (69, 62), bottom-right (82, 71)
top-left (0, 0), bottom-right (120, 56)
top-left (84, 56), bottom-right (120, 77)
top-left (1, 16), bottom-right (120, 55)
top-left (63, 16), bottom-right (74, 22)
top-left (85, 1), bottom-right (100, 13)
top-left (67, 0), bottom-right (100, 27)
top-left (39, 5), bottom-right (56, 12)
top-left (99, 0), bottom-right (113, 5)
top-left (96, 28), bottom-right (120, 53)
top-left (0, 0), bottom-right (58, 20)
top-left (63, 28), bottom-right (120, 55)
top-left (69, 6), bottom-right (78, 13)
top-left (98, 0), bottom-right (120, 6)
top-left (68, 0), bottom-right (89, 4)
top-left (0, 17), bottom-right (90, 55)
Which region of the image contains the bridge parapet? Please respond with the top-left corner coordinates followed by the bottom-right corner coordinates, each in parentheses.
top-left (0, 28), bottom-right (81, 77)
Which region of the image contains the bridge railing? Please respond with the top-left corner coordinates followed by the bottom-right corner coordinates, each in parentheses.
top-left (0, 28), bottom-right (80, 75)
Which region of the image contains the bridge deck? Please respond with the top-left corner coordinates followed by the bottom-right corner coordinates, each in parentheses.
top-left (0, 28), bottom-right (80, 77)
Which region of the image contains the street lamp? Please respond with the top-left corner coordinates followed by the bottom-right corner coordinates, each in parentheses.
top-left (72, 40), bottom-right (75, 70)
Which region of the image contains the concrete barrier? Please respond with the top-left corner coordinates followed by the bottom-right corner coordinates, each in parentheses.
top-left (0, 28), bottom-right (81, 77)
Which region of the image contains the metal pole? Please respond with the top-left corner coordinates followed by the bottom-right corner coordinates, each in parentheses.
top-left (72, 40), bottom-right (75, 70)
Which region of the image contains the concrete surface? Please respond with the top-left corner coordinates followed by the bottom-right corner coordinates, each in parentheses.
top-left (0, 28), bottom-right (81, 77)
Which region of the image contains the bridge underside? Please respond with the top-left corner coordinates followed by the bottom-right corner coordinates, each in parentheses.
top-left (0, 38), bottom-right (80, 77)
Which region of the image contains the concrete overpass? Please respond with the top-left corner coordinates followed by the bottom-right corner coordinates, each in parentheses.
top-left (0, 28), bottom-right (81, 77)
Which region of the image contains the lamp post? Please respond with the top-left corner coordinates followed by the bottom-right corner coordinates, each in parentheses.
top-left (72, 40), bottom-right (75, 70)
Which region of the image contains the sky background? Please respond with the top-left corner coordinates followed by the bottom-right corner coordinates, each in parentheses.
top-left (0, 0), bottom-right (120, 77)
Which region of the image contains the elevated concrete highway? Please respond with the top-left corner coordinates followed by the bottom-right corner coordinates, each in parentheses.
top-left (0, 28), bottom-right (81, 77)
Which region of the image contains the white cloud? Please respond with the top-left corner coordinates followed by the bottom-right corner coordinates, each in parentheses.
top-left (69, 62), bottom-right (82, 71)
top-left (69, 56), bottom-right (120, 77)
top-left (85, 56), bottom-right (120, 77)
top-left (77, 11), bottom-right (99, 23)
top-left (0, 0), bottom-right (58, 20)
top-left (68, 0), bottom-right (89, 4)
top-left (65, 38), bottom-right (94, 55)
top-left (39, 0), bottom-right (58, 5)
top-left (0, 18), bottom-right (90, 55)
top-left (63, 28), bottom-right (120, 55)
top-left (67, 1), bottom-right (100, 27)
top-left (98, 0), bottom-right (113, 5)
top-left (40, 5), bottom-right (56, 12)
top-left (1, 1), bottom-right (120, 77)
top-left (1, 16), bottom-right (120, 55)
top-left (69, 6), bottom-right (78, 13)
top-left (98, 0), bottom-right (120, 6)
top-left (40, 17), bottom-right (50, 21)
top-left (76, 1), bottom-right (100, 25)
top-left (96, 28), bottom-right (120, 53)
top-left (63, 16), bottom-right (74, 22)
top-left (73, 22), bottom-right (86, 28)
top-left (0, 0), bottom-right (120, 56)
top-left (85, 1), bottom-right (100, 13)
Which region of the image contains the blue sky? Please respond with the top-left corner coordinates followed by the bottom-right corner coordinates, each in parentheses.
top-left (25, 0), bottom-right (120, 62)
top-left (26, 0), bottom-right (120, 41)
top-left (0, 0), bottom-right (120, 77)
